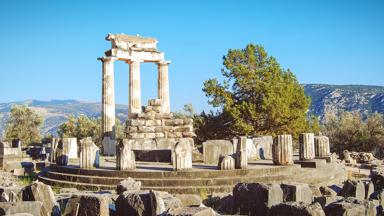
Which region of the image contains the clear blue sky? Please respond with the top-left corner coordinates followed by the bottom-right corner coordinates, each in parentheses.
top-left (1, 0), bottom-right (383, 112)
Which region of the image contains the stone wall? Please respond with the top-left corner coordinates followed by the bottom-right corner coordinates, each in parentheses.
top-left (125, 99), bottom-right (195, 150)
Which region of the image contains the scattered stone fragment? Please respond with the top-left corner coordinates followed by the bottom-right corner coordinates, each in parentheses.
top-left (233, 182), bottom-right (283, 215)
top-left (77, 194), bottom-right (110, 216)
top-left (314, 195), bottom-right (344, 208)
top-left (116, 178), bottom-right (141, 194)
top-left (337, 180), bottom-right (365, 200)
top-left (319, 186), bottom-right (338, 197)
top-left (175, 194), bottom-right (202, 207)
top-left (0, 201), bottom-right (42, 216)
top-left (168, 206), bottom-right (217, 216)
top-left (21, 182), bottom-right (59, 216)
top-left (281, 183), bottom-right (313, 204)
top-left (173, 138), bottom-right (193, 171)
top-left (79, 137), bottom-right (100, 169)
top-left (115, 191), bottom-right (156, 216)
top-left (116, 139), bottom-right (136, 170)
top-left (370, 168), bottom-right (384, 191)
top-left (268, 202), bottom-right (325, 216)
top-left (324, 197), bottom-right (377, 216)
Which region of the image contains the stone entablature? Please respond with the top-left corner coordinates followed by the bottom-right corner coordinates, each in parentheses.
top-left (125, 99), bottom-right (195, 150)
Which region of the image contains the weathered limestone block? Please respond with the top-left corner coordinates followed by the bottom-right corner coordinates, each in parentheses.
top-left (343, 150), bottom-right (356, 164)
top-left (218, 155), bottom-right (235, 170)
top-left (235, 136), bottom-right (248, 169)
top-left (173, 138), bottom-right (193, 171)
top-left (21, 182), bottom-right (59, 216)
top-left (338, 180), bottom-right (365, 200)
top-left (77, 195), bottom-right (110, 216)
top-left (102, 136), bottom-right (116, 156)
top-left (315, 135), bottom-right (330, 157)
top-left (152, 190), bottom-right (182, 214)
top-left (115, 191), bottom-right (156, 216)
top-left (233, 183), bottom-right (283, 216)
top-left (168, 207), bottom-right (216, 216)
top-left (281, 183), bottom-right (314, 204)
top-left (155, 138), bottom-right (176, 149)
top-left (79, 137), bottom-right (100, 169)
top-left (370, 168), bottom-right (384, 191)
top-left (315, 196), bottom-right (344, 208)
top-left (269, 202), bottom-right (325, 216)
top-left (64, 194), bottom-right (109, 216)
top-left (116, 178), bottom-right (141, 194)
top-left (116, 139), bottom-right (136, 170)
top-left (324, 197), bottom-right (377, 216)
top-left (252, 136), bottom-right (272, 160)
top-left (53, 138), bottom-right (78, 165)
top-left (246, 138), bottom-right (259, 160)
top-left (361, 180), bottom-right (374, 199)
top-left (299, 133), bottom-right (315, 160)
top-left (0, 201), bottom-right (42, 216)
top-left (202, 140), bottom-right (234, 165)
top-left (175, 194), bottom-right (202, 207)
top-left (272, 135), bottom-right (293, 165)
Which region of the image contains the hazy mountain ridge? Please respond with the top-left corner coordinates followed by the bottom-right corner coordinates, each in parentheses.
top-left (303, 84), bottom-right (384, 121)
top-left (1, 84), bottom-right (384, 137)
top-left (0, 100), bottom-right (128, 137)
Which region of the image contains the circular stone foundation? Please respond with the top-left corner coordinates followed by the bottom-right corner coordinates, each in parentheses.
top-left (38, 157), bottom-right (347, 194)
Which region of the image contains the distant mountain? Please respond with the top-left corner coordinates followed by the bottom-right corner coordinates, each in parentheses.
top-left (1, 84), bottom-right (384, 137)
top-left (0, 100), bottom-right (128, 137)
top-left (303, 84), bottom-right (384, 121)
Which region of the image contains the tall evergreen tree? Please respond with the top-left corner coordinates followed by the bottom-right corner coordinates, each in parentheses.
top-left (203, 44), bottom-right (311, 138)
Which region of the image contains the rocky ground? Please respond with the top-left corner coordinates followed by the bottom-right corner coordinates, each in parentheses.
top-left (1, 151), bottom-right (384, 215)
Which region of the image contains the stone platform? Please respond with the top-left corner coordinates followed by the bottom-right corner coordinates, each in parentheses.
top-left (38, 158), bottom-right (347, 194)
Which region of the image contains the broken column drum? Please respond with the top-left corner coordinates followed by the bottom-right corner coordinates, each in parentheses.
top-left (235, 136), bottom-right (248, 169)
top-left (116, 139), bottom-right (136, 170)
top-left (79, 137), bottom-right (100, 169)
top-left (173, 138), bottom-right (193, 171)
top-left (272, 135), bottom-right (293, 165)
top-left (315, 135), bottom-right (330, 157)
top-left (299, 133), bottom-right (315, 160)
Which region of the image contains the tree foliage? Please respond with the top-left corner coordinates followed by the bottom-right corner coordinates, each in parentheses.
top-left (5, 105), bottom-right (43, 146)
top-left (202, 44), bottom-right (313, 139)
top-left (57, 115), bottom-right (124, 146)
top-left (323, 111), bottom-right (384, 154)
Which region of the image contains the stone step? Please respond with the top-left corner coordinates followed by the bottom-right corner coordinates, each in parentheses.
top-left (44, 170), bottom-right (296, 187)
top-left (48, 164), bottom-right (299, 179)
top-left (38, 175), bottom-right (235, 194)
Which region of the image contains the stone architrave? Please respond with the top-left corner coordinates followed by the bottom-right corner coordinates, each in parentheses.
top-left (299, 133), bottom-right (315, 161)
top-left (79, 137), bottom-right (100, 169)
top-left (218, 155), bottom-right (235, 170)
top-left (202, 140), bottom-right (234, 165)
top-left (254, 136), bottom-right (273, 160)
top-left (173, 138), bottom-right (193, 171)
top-left (116, 139), bottom-right (136, 170)
top-left (235, 136), bottom-right (248, 169)
top-left (102, 137), bottom-right (116, 156)
top-left (315, 135), bottom-right (330, 157)
top-left (272, 135), bottom-right (293, 165)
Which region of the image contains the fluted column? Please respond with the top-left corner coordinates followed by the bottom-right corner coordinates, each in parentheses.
top-left (157, 61), bottom-right (171, 113)
top-left (299, 133), bottom-right (315, 160)
top-left (315, 135), bottom-right (330, 157)
top-left (272, 135), bottom-right (293, 165)
top-left (99, 57), bottom-right (116, 139)
top-left (128, 60), bottom-right (142, 118)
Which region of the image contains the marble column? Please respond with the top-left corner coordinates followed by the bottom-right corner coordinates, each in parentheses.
top-left (299, 133), bottom-right (315, 160)
top-left (99, 57), bottom-right (116, 139)
top-left (129, 60), bottom-right (142, 118)
top-left (157, 61), bottom-right (170, 113)
top-left (272, 135), bottom-right (293, 165)
top-left (315, 135), bottom-right (330, 157)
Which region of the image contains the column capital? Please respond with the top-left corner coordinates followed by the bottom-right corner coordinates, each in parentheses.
top-left (157, 60), bottom-right (171, 66)
top-left (98, 56), bottom-right (117, 62)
